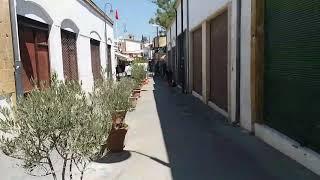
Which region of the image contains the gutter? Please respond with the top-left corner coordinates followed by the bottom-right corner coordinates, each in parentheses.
top-left (175, 9), bottom-right (178, 82)
top-left (83, 0), bottom-right (114, 26)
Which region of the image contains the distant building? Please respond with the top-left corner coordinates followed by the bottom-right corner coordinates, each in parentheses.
top-left (119, 39), bottom-right (143, 58)
top-left (152, 35), bottom-right (167, 63)
top-left (153, 36), bottom-right (167, 49)
top-left (166, 0), bottom-right (320, 175)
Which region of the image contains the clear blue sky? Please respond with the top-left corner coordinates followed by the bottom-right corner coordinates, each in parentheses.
top-left (93, 0), bottom-right (157, 40)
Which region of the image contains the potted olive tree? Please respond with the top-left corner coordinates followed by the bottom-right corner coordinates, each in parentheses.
top-left (93, 77), bottom-right (135, 153)
top-left (132, 63), bottom-right (146, 98)
top-left (0, 76), bottom-right (112, 180)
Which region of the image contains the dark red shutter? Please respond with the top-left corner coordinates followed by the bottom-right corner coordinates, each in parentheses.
top-left (192, 27), bottom-right (202, 95)
top-left (18, 17), bottom-right (50, 93)
top-left (91, 39), bottom-right (101, 80)
top-left (61, 30), bottom-right (78, 81)
top-left (209, 11), bottom-right (228, 111)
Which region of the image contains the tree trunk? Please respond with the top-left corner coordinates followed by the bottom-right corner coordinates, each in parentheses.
top-left (69, 155), bottom-right (73, 180)
top-left (47, 158), bottom-right (57, 180)
top-left (62, 157), bottom-right (67, 180)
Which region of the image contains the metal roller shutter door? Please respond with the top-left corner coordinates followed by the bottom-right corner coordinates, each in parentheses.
top-left (192, 27), bottom-right (202, 95)
top-left (209, 11), bottom-right (228, 112)
top-left (264, 0), bottom-right (320, 152)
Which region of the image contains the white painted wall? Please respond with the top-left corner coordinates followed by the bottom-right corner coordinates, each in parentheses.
top-left (240, 0), bottom-right (252, 131)
top-left (188, 0), bottom-right (239, 123)
top-left (170, 19), bottom-right (176, 47)
top-left (183, 0), bottom-right (187, 31)
top-left (167, 28), bottom-right (171, 50)
top-left (15, 0), bottom-right (115, 92)
top-left (189, 0), bottom-right (231, 30)
top-left (177, 3), bottom-right (182, 35)
top-left (125, 40), bottom-right (142, 53)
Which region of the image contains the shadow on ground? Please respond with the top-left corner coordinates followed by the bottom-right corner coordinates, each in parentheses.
top-left (96, 150), bottom-right (170, 167)
top-left (152, 77), bottom-right (319, 180)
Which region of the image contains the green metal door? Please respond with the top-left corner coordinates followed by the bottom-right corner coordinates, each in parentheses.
top-left (264, 0), bottom-right (320, 152)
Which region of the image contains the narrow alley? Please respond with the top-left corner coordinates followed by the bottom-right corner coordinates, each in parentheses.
top-left (1, 0), bottom-right (320, 179)
top-left (94, 78), bottom-right (319, 180)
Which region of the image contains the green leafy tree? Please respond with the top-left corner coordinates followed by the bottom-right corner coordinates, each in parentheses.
top-left (149, 0), bottom-right (176, 28)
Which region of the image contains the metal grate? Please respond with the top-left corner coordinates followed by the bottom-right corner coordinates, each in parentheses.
top-left (61, 30), bottom-right (79, 81)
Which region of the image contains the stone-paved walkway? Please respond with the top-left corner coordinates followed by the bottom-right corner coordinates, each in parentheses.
top-left (0, 78), bottom-right (319, 180)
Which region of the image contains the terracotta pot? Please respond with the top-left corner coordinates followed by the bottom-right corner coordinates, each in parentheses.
top-left (143, 79), bottom-right (148, 85)
top-left (107, 124), bottom-right (128, 153)
top-left (111, 110), bottom-right (127, 126)
top-left (129, 96), bottom-right (138, 108)
top-left (132, 89), bottom-right (141, 98)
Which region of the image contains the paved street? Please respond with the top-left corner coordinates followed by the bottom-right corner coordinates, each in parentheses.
top-left (0, 78), bottom-right (319, 180)
top-left (115, 78), bottom-right (319, 180)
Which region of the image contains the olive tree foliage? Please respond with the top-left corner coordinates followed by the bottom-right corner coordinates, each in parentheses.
top-left (132, 63), bottom-right (146, 85)
top-left (93, 77), bottom-right (136, 113)
top-left (0, 75), bottom-right (112, 180)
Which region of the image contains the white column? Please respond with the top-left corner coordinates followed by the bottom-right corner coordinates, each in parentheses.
top-left (240, 0), bottom-right (252, 131)
top-left (77, 35), bottom-right (93, 92)
top-left (48, 24), bottom-right (64, 80)
top-left (201, 22), bottom-right (208, 103)
top-left (229, 1), bottom-right (238, 122)
top-left (100, 41), bottom-right (107, 76)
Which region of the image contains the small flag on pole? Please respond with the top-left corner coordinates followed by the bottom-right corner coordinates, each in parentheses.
top-left (115, 9), bottom-right (119, 20)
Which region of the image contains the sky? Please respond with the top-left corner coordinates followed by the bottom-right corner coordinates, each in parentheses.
top-left (93, 0), bottom-right (158, 41)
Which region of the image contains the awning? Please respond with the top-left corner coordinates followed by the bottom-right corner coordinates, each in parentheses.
top-left (115, 52), bottom-right (132, 61)
top-left (123, 49), bottom-right (144, 54)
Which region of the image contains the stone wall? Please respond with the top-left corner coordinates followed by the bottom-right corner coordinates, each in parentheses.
top-left (0, 0), bottom-right (16, 104)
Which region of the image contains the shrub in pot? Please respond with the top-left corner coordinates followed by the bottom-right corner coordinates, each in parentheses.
top-left (132, 63), bottom-right (146, 86)
top-left (93, 77), bottom-right (135, 153)
top-left (131, 63), bottom-right (146, 97)
top-left (0, 76), bottom-right (112, 180)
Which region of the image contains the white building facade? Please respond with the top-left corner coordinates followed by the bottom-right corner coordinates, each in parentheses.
top-left (167, 0), bottom-right (320, 175)
top-left (11, 0), bottom-right (115, 93)
top-left (119, 39), bottom-right (143, 58)
top-left (168, 0), bottom-right (240, 124)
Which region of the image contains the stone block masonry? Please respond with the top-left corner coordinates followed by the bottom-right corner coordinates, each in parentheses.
top-left (0, 0), bottom-right (16, 104)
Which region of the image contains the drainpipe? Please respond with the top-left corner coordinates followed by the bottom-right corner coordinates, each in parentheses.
top-left (9, 0), bottom-right (23, 97)
top-left (175, 9), bottom-right (178, 83)
top-left (181, 0), bottom-right (184, 92)
top-left (235, 0), bottom-right (242, 123)
top-left (186, 0), bottom-right (190, 93)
